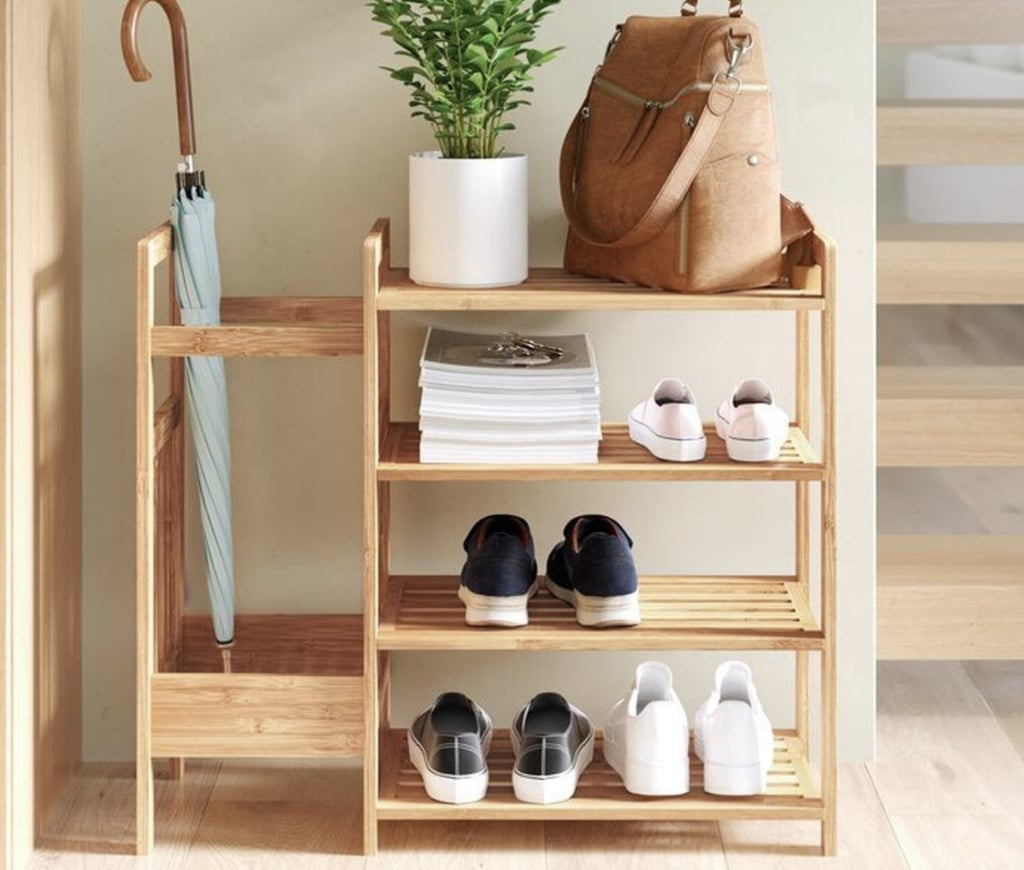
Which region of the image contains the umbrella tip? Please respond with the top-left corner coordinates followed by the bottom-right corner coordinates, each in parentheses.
top-left (220, 644), bottom-right (233, 674)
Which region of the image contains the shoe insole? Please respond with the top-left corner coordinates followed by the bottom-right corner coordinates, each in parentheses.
top-left (431, 702), bottom-right (478, 734)
top-left (524, 698), bottom-right (570, 736)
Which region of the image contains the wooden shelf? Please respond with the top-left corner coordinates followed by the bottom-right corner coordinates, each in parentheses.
top-left (878, 0), bottom-right (1024, 44)
top-left (378, 423), bottom-right (822, 482)
top-left (878, 535), bottom-right (1024, 660)
top-left (378, 729), bottom-right (821, 821)
top-left (379, 575), bottom-right (822, 652)
top-left (877, 366), bottom-right (1024, 466)
top-left (878, 101), bottom-right (1024, 165)
top-left (376, 267), bottom-right (824, 312)
top-left (878, 224), bottom-right (1024, 305)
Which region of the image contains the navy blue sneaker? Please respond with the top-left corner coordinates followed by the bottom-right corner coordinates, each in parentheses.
top-left (546, 515), bottom-right (640, 627)
top-left (459, 515), bottom-right (539, 627)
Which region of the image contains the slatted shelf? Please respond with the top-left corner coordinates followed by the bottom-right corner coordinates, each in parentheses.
top-left (878, 535), bottom-right (1024, 660)
top-left (878, 0), bottom-right (1024, 44)
top-left (379, 575), bottom-right (821, 652)
top-left (877, 366), bottom-right (1024, 466)
top-left (378, 729), bottom-right (821, 821)
top-left (878, 101), bottom-right (1024, 165)
top-left (375, 266), bottom-right (824, 311)
top-left (878, 224), bottom-right (1024, 305)
top-left (378, 422), bottom-right (822, 482)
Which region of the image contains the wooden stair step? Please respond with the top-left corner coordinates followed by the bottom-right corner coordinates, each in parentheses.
top-left (878, 101), bottom-right (1024, 165)
top-left (878, 0), bottom-right (1024, 44)
top-left (878, 224), bottom-right (1024, 305)
top-left (878, 367), bottom-right (1024, 466)
top-left (878, 535), bottom-right (1024, 660)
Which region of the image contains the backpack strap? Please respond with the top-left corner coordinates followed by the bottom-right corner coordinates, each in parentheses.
top-left (560, 77), bottom-right (738, 250)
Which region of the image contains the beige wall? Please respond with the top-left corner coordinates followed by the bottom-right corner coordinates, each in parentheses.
top-left (4, 0), bottom-right (82, 863)
top-left (82, 1), bottom-right (875, 761)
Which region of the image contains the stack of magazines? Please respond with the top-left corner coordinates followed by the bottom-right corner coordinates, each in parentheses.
top-left (419, 328), bottom-right (602, 464)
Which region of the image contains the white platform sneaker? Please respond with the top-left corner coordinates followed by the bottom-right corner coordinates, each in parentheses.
top-left (715, 379), bottom-right (790, 462)
top-left (603, 661), bottom-right (690, 796)
top-left (628, 379), bottom-right (707, 462)
top-left (694, 661), bottom-right (774, 796)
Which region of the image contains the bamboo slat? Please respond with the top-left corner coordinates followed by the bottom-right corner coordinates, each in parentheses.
top-left (379, 423), bottom-right (823, 483)
top-left (378, 729), bottom-right (821, 821)
top-left (376, 267), bottom-right (824, 312)
top-left (378, 575), bottom-right (822, 651)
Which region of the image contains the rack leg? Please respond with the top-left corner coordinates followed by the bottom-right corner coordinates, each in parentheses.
top-left (168, 758), bottom-right (185, 781)
top-left (136, 756), bottom-right (153, 854)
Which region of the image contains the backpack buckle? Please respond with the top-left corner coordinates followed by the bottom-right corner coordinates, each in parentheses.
top-left (725, 30), bottom-right (753, 77)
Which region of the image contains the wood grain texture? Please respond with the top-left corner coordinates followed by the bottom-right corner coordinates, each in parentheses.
top-left (151, 324), bottom-right (362, 358)
top-left (137, 225), bottom-right (163, 856)
top-left (378, 729), bottom-right (821, 821)
top-left (545, 821), bottom-right (726, 870)
top-left (377, 267), bottom-right (824, 311)
top-left (379, 575), bottom-right (822, 651)
top-left (878, 367), bottom-right (1024, 466)
top-left (872, 662), bottom-right (1024, 817)
top-left (878, 224), bottom-right (1024, 305)
top-left (878, 536), bottom-right (1024, 660)
top-left (818, 232), bottom-right (839, 856)
top-left (220, 296), bottom-right (362, 325)
top-left (3, 1), bottom-right (83, 861)
top-left (889, 815), bottom-right (1024, 870)
top-left (964, 662), bottom-right (1024, 762)
top-left (151, 674), bottom-right (364, 758)
top-left (35, 761), bottom-right (218, 862)
top-left (878, 0), bottom-right (1024, 43)
top-left (179, 614), bottom-right (362, 675)
top-left (380, 422), bottom-right (822, 482)
top-left (362, 219), bottom-right (388, 856)
top-left (375, 820), bottom-right (543, 870)
top-left (878, 102), bottom-right (1024, 165)
top-left (720, 765), bottom-right (909, 869)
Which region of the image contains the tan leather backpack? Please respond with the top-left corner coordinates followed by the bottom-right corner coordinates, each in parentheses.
top-left (560, 1), bottom-right (812, 294)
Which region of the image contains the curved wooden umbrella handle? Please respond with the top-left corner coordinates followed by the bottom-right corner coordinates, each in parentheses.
top-left (121, 0), bottom-right (196, 159)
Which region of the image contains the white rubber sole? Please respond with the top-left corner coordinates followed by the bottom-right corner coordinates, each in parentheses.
top-left (546, 579), bottom-right (640, 627)
top-left (605, 744), bottom-right (690, 796)
top-left (512, 733), bottom-right (594, 804)
top-left (407, 731), bottom-right (489, 804)
top-left (458, 579), bottom-right (540, 627)
top-left (628, 416), bottom-right (707, 463)
top-left (715, 419), bottom-right (787, 463)
top-left (702, 760), bottom-right (768, 796)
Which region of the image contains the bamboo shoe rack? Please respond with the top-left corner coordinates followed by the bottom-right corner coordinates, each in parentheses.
top-left (136, 217), bottom-right (837, 856)
top-left (361, 219), bottom-right (838, 855)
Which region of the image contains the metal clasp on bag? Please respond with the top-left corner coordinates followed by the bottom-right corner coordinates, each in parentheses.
top-left (725, 29), bottom-right (753, 77)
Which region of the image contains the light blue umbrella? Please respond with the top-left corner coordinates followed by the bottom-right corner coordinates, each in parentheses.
top-left (171, 190), bottom-right (235, 668)
top-left (123, 0), bottom-right (235, 670)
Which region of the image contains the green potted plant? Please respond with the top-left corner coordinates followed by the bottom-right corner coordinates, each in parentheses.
top-left (371, 0), bottom-right (562, 287)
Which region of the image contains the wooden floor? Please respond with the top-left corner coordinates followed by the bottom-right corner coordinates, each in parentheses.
top-left (30, 661), bottom-right (1024, 869)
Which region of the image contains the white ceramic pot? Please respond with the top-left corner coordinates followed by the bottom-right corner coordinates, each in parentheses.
top-left (409, 151), bottom-right (528, 287)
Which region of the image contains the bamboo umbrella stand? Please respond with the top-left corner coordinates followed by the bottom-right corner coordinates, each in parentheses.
top-left (134, 222), bottom-right (365, 854)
